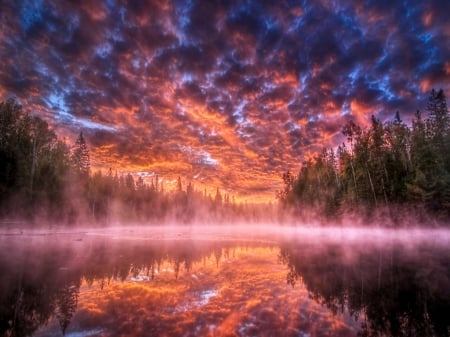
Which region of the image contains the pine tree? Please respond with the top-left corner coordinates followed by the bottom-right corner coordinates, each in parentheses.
top-left (427, 89), bottom-right (450, 171)
top-left (70, 132), bottom-right (90, 179)
top-left (136, 176), bottom-right (145, 191)
top-left (214, 187), bottom-right (222, 205)
top-left (384, 111), bottom-right (412, 202)
top-left (427, 89), bottom-right (449, 140)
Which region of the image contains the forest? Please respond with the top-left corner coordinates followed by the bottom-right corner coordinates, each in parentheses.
top-left (1, 89), bottom-right (449, 226)
top-left (279, 89), bottom-right (450, 225)
top-left (0, 98), bottom-right (272, 225)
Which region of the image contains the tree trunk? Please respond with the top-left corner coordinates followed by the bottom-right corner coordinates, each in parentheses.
top-left (367, 167), bottom-right (377, 206)
top-left (30, 136), bottom-right (37, 200)
top-left (350, 160), bottom-right (358, 202)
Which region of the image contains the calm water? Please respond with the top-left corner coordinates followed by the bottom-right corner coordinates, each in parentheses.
top-left (1, 226), bottom-right (449, 337)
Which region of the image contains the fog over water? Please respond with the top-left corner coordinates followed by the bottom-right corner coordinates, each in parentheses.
top-left (1, 225), bottom-right (449, 337)
top-left (3, 223), bottom-right (450, 246)
top-left (2, 0), bottom-right (450, 335)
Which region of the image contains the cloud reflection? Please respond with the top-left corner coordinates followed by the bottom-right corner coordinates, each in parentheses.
top-left (68, 246), bottom-right (358, 337)
top-left (2, 229), bottom-right (449, 337)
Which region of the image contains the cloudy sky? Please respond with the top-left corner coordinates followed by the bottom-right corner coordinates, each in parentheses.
top-left (1, 0), bottom-right (449, 202)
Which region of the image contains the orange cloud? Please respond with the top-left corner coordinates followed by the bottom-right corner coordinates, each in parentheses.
top-left (2, 0), bottom-right (449, 203)
top-left (420, 78), bottom-right (432, 93)
top-left (422, 12), bottom-right (433, 27)
top-left (350, 100), bottom-right (376, 128)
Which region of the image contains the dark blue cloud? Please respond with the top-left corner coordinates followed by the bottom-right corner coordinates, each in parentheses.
top-left (1, 0), bottom-right (449, 200)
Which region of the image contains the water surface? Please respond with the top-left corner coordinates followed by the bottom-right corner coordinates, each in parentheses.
top-left (1, 226), bottom-right (449, 337)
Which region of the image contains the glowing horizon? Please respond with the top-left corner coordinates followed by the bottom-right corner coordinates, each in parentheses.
top-left (1, 0), bottom-right (449, 202)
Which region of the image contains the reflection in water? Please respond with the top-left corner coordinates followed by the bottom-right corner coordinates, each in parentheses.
top-left (0, 230), bottom-right (449, 337)
top-left (0, 237), bottom-right (80, 337)
top-left (279, 241), bottom-right (450, 337)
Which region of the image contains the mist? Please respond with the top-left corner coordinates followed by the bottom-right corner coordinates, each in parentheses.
top-left (1, 1), bottom-right (450, 334)
top-left (3, 95), bottom-right (450, 229)
top-left (1, 225), bottom-right (449, 337)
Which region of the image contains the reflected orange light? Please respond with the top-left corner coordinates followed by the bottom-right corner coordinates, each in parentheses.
top-left (66, 246), bottom-right (360, 336)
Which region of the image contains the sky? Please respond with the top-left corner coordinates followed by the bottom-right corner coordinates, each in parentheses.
top-left (1, 0), bottom-right (449, 202)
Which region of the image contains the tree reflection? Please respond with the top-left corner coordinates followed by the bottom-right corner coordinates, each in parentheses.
top-left (55, 284), bottom-right (79, 335)
top-left (0, 281), bottom-right (55, 337)
top-left (279, 241), bottom-right (450, 337)
top-left (1, 236), bottom-right (449, 337)
top-left (0, 243), bottom-right (81, 337)
top-left (0, 238), bottom-right (246, 336)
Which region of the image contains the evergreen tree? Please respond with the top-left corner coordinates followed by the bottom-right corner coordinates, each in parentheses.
top-left (428, 89), bottom-right (450, 172)
top-left (125, 173), bottom-right (135, 191)
top-left (427, 89), bottom-right (449, 142)
top-left (0, 99), bottom-right (72, 219)
top-left (283, 89), bottom-right (450, 221)
top-left (70, 132), bottom-right (90, 179)
top-left (384, 111), bottom-right (412, 202)
top-left (408, 90), bottom-right (450, 215)
top-left (276, 170), bottom-right (295, 205)
top-left (214, 187), bottom-right (222, 205)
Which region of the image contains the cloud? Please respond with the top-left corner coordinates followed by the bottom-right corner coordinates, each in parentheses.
top-left (1, 0), bottom-right (449, 201)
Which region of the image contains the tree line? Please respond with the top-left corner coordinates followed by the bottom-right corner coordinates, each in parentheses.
top-left (279, 89), bottom-right (450, 224)
top-left (0, 98), bottom-right (275, 225)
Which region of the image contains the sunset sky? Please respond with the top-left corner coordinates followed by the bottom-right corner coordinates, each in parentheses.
top-left (1, 0), bottom-right (449, 202)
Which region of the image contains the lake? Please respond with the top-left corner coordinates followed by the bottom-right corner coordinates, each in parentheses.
top-left (1, 226), bottom-right (449, 337)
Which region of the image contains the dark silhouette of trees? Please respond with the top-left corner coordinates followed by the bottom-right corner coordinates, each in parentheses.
top-left (276, 170), bottom-right (295, 205)
top-left (70, 132), bottom-right (90, 180)
top-left (0, 99), bottom-right (71, 220)
top-left (0, 98), bottom-right (273, 225)
top-left (283, 89), bottom-right (450, 223)
top-left (2, 90), bottom-right (450, 226)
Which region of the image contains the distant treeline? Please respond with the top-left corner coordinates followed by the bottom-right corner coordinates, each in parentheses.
top-left (279, 89), bottom-right (450, 224)
top-left (0, 99), bottom-right (273, 225)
